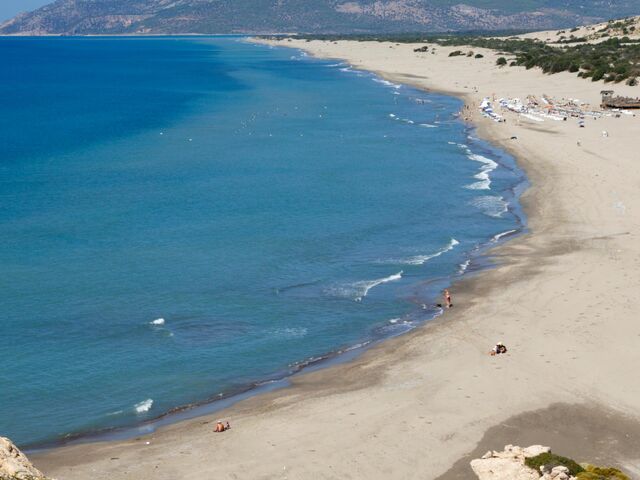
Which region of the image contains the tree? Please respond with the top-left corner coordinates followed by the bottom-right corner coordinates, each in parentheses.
top-left (496, 57), bottom-right (507, 66)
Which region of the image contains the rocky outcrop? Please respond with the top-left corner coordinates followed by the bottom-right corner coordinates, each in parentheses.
top-left (0, 437), bottom-right (47, 480)
top-left (470, 445), bottom-right (579, 480)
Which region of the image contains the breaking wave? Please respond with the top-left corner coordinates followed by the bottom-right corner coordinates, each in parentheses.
top-left (327, 271), bottom-right (403, 301)
top-left (134, 399), bottom-right (153, 414)
top-left (491, 229), bottom-right (518, 243)
top-left (466, 154), bottom-right (498, 190)
top-left (470, 196), bottom-right (509, 218)
top-left (403, 238), bottom-right (460, 265)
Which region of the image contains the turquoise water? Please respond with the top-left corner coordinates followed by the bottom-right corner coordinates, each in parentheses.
top-left (0, 36), bottom-right (525, 446)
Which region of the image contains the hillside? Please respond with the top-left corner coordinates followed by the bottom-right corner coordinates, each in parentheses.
top-left (515, 15), bottom-right (640, 44)
top-left (1, 0), bottom-right (639, 36)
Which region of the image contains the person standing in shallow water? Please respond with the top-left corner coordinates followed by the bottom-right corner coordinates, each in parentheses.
top-left (444, 289), bottom-right (452, 308)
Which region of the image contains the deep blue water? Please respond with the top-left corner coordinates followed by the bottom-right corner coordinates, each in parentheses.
top-left (0, 37), bottom-right (525, 446)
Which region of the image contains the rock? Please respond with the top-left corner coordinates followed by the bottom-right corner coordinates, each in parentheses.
top-left (469, 444), bottom-right (576, 480)
top-left (540, 471), bottom-right (572, 480)
top-left (470, 457), bottom-right (540, 480)
top-left (0, 436), bottom-right (47, 479)
top-left (522, 445), bottom-right (551, 458)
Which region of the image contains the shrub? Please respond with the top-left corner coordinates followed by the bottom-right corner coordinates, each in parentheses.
top-left (448, 50), bottom-right (463, 57)
top-left (592, 67), bottom-right (607, 81)
top-left (614, 64), bottom-right (629, 75)
top-left (496, 56), bottom-right (507, 66)
top-left (510, 61), bottom-right (517, 66)
top-left (627, 77), bottom-right (638, 86)
top-left (467, 50), bottom-right (474, 57)
top-left (576, 465), bottom-right (630, 480)
top-left (569, 63), bottom-right (580, 72)
top-left (474, 53), bottom-right (484, 58)
top-left (524, 452), bottom-right (585, 476)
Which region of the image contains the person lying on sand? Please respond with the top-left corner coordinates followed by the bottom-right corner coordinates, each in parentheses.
top-left (490, 342), bottom-right (508, 356)
top-left (215, 420), bottom-right (230, 432)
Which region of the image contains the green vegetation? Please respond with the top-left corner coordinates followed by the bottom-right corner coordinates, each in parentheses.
top-left (274, 18), bottom-right (640, 89)
top-left (524, 452), bottom-right (585, 476)
top-left (298, 18), bottom-right (640, 85)
top-left (523, 454), bottom-right (630, 480)
top-left (432, 35), bottom-right (640, 83)
top-left (577, 465), bottom-right (630, 480)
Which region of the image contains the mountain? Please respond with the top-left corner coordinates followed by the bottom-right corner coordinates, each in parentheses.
top-left (1, 0), bottom-right (639, 35)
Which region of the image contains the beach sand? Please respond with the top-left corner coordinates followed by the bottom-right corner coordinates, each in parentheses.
top-left (33, 40), bottom-right (640, 479)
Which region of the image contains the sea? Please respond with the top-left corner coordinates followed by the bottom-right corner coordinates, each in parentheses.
top-left (0, 36), bottom-right (527, 447)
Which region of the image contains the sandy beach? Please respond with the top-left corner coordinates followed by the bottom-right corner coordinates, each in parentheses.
top-left (33, 39), bottom-right (640, 479)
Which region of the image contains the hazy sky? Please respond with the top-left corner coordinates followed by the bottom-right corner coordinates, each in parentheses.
top-left (1, 0), bottom-right (50, 21)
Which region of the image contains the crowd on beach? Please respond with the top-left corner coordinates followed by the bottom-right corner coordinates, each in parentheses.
top-left (460, 89), bottom-right (638, 129)
top-left (473, 93), bottom-right (636, 126)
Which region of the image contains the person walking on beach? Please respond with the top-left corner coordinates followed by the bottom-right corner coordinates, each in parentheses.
top-left (444, 289), bottom-right (452, 308)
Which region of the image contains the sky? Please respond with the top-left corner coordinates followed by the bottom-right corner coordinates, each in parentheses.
top-left (1, 0), bottom-right (50, 21)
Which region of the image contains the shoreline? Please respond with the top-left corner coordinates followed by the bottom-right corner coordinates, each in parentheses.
top-left (33, 39), bottom-right (640, 479)
top-left (21, 84), bottom-right (528, 454)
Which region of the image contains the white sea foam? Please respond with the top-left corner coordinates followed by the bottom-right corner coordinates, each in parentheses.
top-left (273, 327), bottom-right (308, 339)
top-left (355, 271), bottom-right (403, 301)
top-left (150, 318), bottom-right (165, 325)
top-left (470, 196), bottom-right (509, 218)
top-left (330, 271), bottom-right (404, 301)
top-left (404, 238), bottom-right (459, 265)
top-left (389, 114), bottom-right (417, 125)
top-left (134, 399), bottom-right (153, 414)
top-left (458, 260), bottom-right (471, 274)
top-left (419, 123), bottom-right (438, 128)
top-left (340, 340), bottom-right (372, 353)
top-left (491, 229), bottom-right (518, 243)
top-left (466, 154), bottom-right (498, 190)
top-left (373, 78), bottom-right (402, 89)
